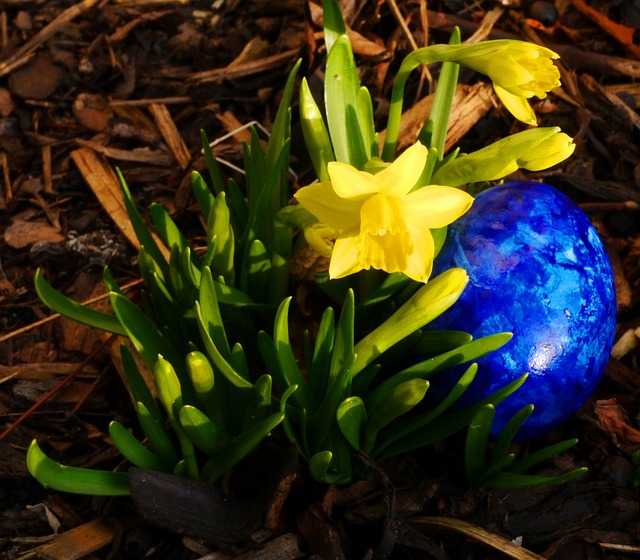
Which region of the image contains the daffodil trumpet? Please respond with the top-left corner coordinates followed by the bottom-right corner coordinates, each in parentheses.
top-left (383, 39), bottom-right (562, 161)
top-left (294, 142), bottom-right (473, 284)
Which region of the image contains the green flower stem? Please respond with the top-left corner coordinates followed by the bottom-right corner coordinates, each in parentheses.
top-left (426, 28), bottom-right (461, 160)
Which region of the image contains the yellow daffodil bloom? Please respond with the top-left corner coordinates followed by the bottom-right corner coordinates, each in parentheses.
top-left (409, 41), bottom-right (561, 126)
top-left (447, 41), bottom-right (560, 125)
top-left (432, 127), bottom-right (575, 186)
top-left (294, 142), bottom-right (473, 283)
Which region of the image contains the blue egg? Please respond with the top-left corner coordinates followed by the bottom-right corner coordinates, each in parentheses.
top-left (430, 181), bottom-right (616, 440)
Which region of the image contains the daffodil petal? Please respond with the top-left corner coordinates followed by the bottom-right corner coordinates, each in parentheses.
top-left (294, 182), bottom-right (362, 230)
top-left (328, 161), bottom-right (379, 200)
top-left (376, 141), bottom-right (428, 197)
top-left (402, 185), bottom-right (473, 229)
top-left (402, 224), bottom-right (435, 283)
top-left (494, 85), bottom-right (538, 126)
top-left (329, 233), bottom-right (362, 279)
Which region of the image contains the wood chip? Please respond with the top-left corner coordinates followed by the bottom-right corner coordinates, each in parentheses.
top-left (149, 102), bottom-right (191, 170)
top-left (34, 517), bottom-right (120, 560)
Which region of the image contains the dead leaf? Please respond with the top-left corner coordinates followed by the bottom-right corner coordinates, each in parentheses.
top-left (594, 399), bottom-right (640, 445)
top-left (3, 219), bottom-right (64, 249)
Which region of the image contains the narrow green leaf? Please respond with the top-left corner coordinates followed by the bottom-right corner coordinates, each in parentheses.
top-left (491, 404), bottom-right (534, 465)
top-left (509, 438), bottom-right (580, 475)
top-left (299, 77), bottom-right (334, 182)
top-left (200, 411), bottom-right (284, 483)
top-left (363, 379), bottom-right (429, 454)
top-left (109, 420), bottom-right (168, 471)
top-left (117, 169), bottom-right (169, 278)
top-left (245, 239), bottom-right (271, 302)
top-left (325, 35), bottom-right (367, 168)
top-left (200, 130), bottom-right (226, 197)
top-left (179, 405), bottom-right (228, 455)
top-left (483, 468), bottom-right (588, 489)
top-left (120, 343), bottom-right (163, 424)
top-left (465, 404), bottom-right (494, 485)
top-left (136, 401), bottom-right (179, 468)
top-left (34, 269), bottom-right (126, 336)
top-left (309, 306), bottom-right (336, 396)
top-left (322, 0), bottom-right (348, 53)
top-left (150, 203), bottom-right (189, 255)
top-left (273, 297), bottom-right (313, 410)
top-left (109, 292), bottom-right (186, 387)
top-left (198, 267), bottom-right (231, 361)
top-left (27, 440), bottom-right (130, 496)
top-left (191, 169), bottom-right (215, 221)
top-left (337, 396), bottom-right (367, 450)
top-left (195, 302), bottom-right (252, 389)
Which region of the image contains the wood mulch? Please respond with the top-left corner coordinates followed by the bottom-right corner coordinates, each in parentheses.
top-left (0, 0), bottom-right (639, 558)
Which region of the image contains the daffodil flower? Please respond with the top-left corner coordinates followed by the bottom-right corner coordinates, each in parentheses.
top-left (431, 127), bottom-right (575, 186)
top-left (294, 142), bottom-right (473, 283)
top-left (430, 41), bottom-right (561, 125)
top-left (383, 40), bottom-right (562, 160)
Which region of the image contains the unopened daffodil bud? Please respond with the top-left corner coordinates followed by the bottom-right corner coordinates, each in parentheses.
top-left (431, 127), bottom-right (575, 186)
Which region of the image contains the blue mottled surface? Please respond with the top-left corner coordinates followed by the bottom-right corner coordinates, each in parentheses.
top-left (430, 182), bottom-right (617, 439)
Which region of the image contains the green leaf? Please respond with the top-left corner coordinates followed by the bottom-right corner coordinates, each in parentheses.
top-left (357, 86), bottom-right (377, 159)
top-left (206, 192), bottom-right (235, 285)
top-left (465, 404), bottom-right (494, 485)
top-left (273, 297), bottom-right (313, 410)
top-left (120, 343), bottom-right (163, 424)
top-left (200, 411), bottom-right (285, 483)
top-left (483, 468), bottom-right (588, 489)
top-left (266, 59), bottom-right (300, 208)
top-left (117, 168), bottom-right (169, 279)
top-left (200, 130), bottom-right (226, 197)
top-left (337, 396), bottom-right (367, 450)
top-left (195, 302), bottom-right (252, 389)
top-left (245, 239), bottom-right (271, 302)
top-left (242, 374), bottom-right (273, 428)
top-left (299, 77), bottom-right (334, 182)
top-left (150, 203), bottom-right (190, 256)
top-left (136, 401), bottom-right (179, 468)
top-left (367, 332), bottom-right (512, 412)
top-left (509, 438), bottom-right (580, 475)
top-left (373, 363), bottom-right (478, 460)
top-left (110, 292), bottom-right (187, 387)
top-left (34, 269), bottom-right (126, 336)
top-left (413, 330), bottom-right (473, 354)
top-left (191, 169), bottom-right (215, 221)
top-left (325, 35), bottom-right (367, 168)
top-left (109, 420), bottom-right (169, 471)
top-left (27, 440), bottom-right (130, 496)
top-left (309, 306), bottom-right (336, 397)
top-left (179, 405), bottom-right (228, 455)
top-left (491, 404), bottom-right (534, 465)
top-left (322, 0), bottom-right (347, 53)
top-left (363, 379), bottom-right (430, 454)
top-left (198, 267), bottom-right (231, 361)
top-left (352, 268), bottom-right (469, 376)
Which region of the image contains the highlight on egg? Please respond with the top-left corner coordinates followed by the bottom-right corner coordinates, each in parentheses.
top-left (428, 181), bottom-right (617, 440)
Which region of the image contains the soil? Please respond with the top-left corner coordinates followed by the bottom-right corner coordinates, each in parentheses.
top-left (0, 0), bottom-right (639, 559)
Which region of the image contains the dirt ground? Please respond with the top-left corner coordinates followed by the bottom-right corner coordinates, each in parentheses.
top-left (0, 0), bottom-right (639, 558)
